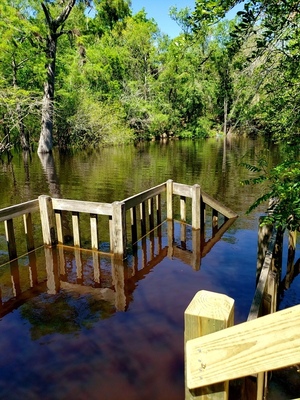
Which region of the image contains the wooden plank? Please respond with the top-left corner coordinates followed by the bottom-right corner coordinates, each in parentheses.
top-left (186, 304), bottom-right (300, 390)
top-left (212, 209), bottom-right (218, 228)
top-left (185, 290), bottom-right (234, 400)
top-left (4, 219), bottom-right (17, 260)
top-left (248, 226), bottom-right (278, 321)
top-left (52, 198), bottom-right (113, 216)
top-left (156, 194), bottom-right (162, 225)
top-left (90, 213), bottom-right (98, 250)
top-left (148, 197), bottom-right (154, 230)
top-left (111, 201), bottom-right (126, 258)
top-left (123, 182), bottom-right (166, 211)
top-left (0, 199), bottom-right (39, 223)
top-left (140, 201), bottom-right (146, 236)
top-left (192, 184), bottom-right (201, 230)
top-left (201, 191), bottom-right (238, 219)
top-left (39, 195), bottom-right (57, 246)
top-left (180, 196), bottom-right (187, 222)
top-left (23, 213), bottom-right (35, 251)
top-left (55, 210), bottom-right (64, 244)
top-left (285, 230), bottom-right (297, 289)
top-left (173, 182), bottom-right (193, 198)
top-left (72, 212), bottom-right (81, 247)
top-left (257, 218), bottom-right (273, 283)
top-left (130, 206), bottom-right (138, 244)
top-left (166, 179), bottom-right (173, 220)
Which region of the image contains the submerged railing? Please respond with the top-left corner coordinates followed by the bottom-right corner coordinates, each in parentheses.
top-left (0, 180), bottom-right (238, 317)
top-left (0, 180), bottom-right (237, 263)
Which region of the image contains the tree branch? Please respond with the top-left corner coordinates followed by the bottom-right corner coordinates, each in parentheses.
top-left (41, 2), bottom-right (52, 28)
top-left (54, 0), bottom-right (76, 29)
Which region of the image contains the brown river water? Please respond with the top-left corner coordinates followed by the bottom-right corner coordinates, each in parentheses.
top-left (0, 137), bottom-right (299, 399)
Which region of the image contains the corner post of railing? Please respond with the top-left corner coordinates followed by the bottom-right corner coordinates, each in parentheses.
top-left (184, 290), bottom-right (234, 400)
top-left (166, 179), bottom-right (173, 220)
top-left (112, 201), bottom-right (127, 259)
top-left (257, 216), bottom-right (273, 284)
top-left (192, 184), bottom-right (201, 230)
top-left (39, 195), bottom-right (57, 247)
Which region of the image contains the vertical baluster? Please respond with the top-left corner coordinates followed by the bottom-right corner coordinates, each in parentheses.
top-left (4, 219), bottom-right (17, 260)
top-left (72, 211), bottom-right (80, 247)
top-left (90, 213), bottom-right (98, 250)
top-left (23, 213), bottom-right (35, 251)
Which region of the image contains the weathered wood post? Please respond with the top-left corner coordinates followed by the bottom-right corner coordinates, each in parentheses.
top-left (185, 290), bottom-right (234, 400)
top-left (156, 193), bottom-right (162, 225)
top-left (180, 195), bottom-right (187, 222)
top-left (23, 213), bottom-right (35, 251)
top-left (72, 212), bottom-right (81, 247)
top-left (285, 230), bottom-right (297, 289)
top-left (130, 206), bottom-right (138, 245)
top-left (55, 210), bottom-right (63, 244)
top-left (4, 219), bottom-right (17, 260)
top-left (148, 197), bottom-right (154, 230)
top-left (39, 195), bottom-right (57, 246)
top-left (90, 213), bottom-right (98, 250)
top-left (192, 184), bottom-right (201, 230)
top-left (140, 201), bottom-right (146, 236)
top-left (166, 179), bottom-right (173, 220)
top-left (112, 201), bottom-right (126, 259)
top-left (257, 217), bottom-right (273, 284)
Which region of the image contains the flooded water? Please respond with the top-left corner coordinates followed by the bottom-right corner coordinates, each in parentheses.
top-left (0, 137), bottom-right (299, 399)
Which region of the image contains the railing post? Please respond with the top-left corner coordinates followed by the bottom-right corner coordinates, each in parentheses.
top-left (39, 195), bottom-right (57, 246)
top-left (185, 290), bottom-right (234, 400)
top-left (166, 179), bottom-right (173, 220)
top-left (192, 184), bottom-right (201, 230)
top-left (285, 230), bottom-right (297, 289)
top-left (112, 201), bottom-right (127, 259)
top-left (257, 217), bottom-right (273, 284)
top-left (4, 219), bottom-right (17, 260)
top-left (23, 213), bottom-right (35, 251)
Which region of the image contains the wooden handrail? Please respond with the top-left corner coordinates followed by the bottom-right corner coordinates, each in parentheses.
top-left (0, 199), bottom-right (39, 222)
top-left (0, 181), bottom-right (237, 262)
top-left (52, 198), bottom-right (113, 216)
top-left (122, 182), bottom-right (166, 211)
top-left (186, 303), bottom-right (300, 390)
top-left (248, 226), bottom-right (278, 321)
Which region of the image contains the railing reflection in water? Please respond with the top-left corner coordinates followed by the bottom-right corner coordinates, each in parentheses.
top-left (0, 218), bottom-right (236, 319)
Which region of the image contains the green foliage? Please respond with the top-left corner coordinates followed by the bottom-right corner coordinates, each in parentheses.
top-left (1, 0), bottom-right (300, 150)
top-left (242, 159), bottom-right (300, 231)
top-left (66, 92), bottom-right (134, 147)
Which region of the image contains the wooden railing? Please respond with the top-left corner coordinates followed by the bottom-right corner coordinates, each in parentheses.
top-left (0, 180), bottom-right (238, 264)
top-left (184, 222), bottom-right (299, 400)
top-left (0, 180), bottom-right (238, 317)
top-left (0, 199), bottom-right (40, 260)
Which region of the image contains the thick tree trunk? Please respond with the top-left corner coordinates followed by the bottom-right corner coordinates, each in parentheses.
top-left (38, 0), bottom-right (76, 153)
top-left (38, 35), bottom-right (57, 153)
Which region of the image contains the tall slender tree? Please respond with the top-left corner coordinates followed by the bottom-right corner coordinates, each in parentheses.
top-left (38, 0), bottom-right (77, 153)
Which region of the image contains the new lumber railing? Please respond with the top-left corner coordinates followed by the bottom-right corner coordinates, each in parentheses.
top-left (184, 222), bottom-right (299, 400)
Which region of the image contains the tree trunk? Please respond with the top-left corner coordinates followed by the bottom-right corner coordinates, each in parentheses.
top-left (38, 0), bottom-right (76, 154)
top-left (38, 35), bottom-right (57, 153)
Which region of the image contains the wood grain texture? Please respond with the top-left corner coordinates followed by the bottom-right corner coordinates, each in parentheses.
top-left (186, 304), bottom-right (300, 390)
